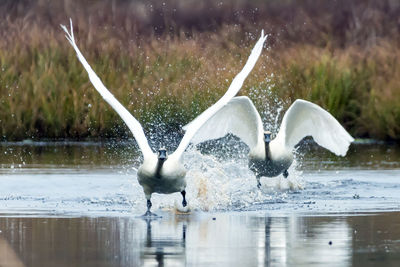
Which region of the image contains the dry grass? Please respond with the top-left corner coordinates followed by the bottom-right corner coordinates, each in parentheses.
top-left (0, 0), bottom-right (399, 141)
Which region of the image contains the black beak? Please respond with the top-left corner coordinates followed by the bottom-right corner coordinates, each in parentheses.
top-left (158, 150), bottom-right (167, 161)
top-left (264, 133), bottom-right (271, 143)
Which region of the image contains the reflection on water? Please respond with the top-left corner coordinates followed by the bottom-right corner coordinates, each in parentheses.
top-left (0, 141), bottom-right (399, 170)
top-left (0, 212), bottom-right (399, 266)
top-left (298, 141), bottom-right (400, 170)
top-left (142, 217), bottom-right (187, 266)
top-left (0, 141), bottom-right (141, 169)
top-left (0, 142), bottom-right (399, 266)
top-left (0, 142), bottom-right (399, 214)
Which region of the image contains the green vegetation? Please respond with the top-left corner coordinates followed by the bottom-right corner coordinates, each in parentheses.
top-left (0, 0), bottom-right (399, 141)
top-left (270, 45), bottom-right (400, 140)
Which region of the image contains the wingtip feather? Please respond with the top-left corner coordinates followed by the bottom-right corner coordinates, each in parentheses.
top-left (61, 19), bottom-right (77, 46)
top-left (69, 18), bottom-right (74, 40)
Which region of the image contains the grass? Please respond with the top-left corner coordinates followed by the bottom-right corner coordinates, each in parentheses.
top-left (0, 0), bottom-right (399, 142)
top-left (269, 44), bottom-right (400, 140)
top-left (0, 31), bottom-right (253, 140)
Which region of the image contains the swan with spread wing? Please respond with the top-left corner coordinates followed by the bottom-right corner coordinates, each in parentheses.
top-left (61, 20), bottom-right (267, 215)
top-left (185, 96), bottom-right (354, 188)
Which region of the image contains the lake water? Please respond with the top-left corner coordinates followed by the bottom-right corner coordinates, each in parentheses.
top-left (0, 141), bottom-right (399, 266)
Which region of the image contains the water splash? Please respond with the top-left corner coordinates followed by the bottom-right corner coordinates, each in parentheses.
top-left (247, 74), bottom-right (290, 136)
top-left (147, 148), bottom-right (305, 213)
top-left (144, 82), bottom-right (305, 212)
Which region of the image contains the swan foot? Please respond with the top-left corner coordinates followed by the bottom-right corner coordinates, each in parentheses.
top-left (181, 190), bottom-right (187, 207)
top-left (140, 199), bottom-right (161, 217)
top-left (256, 177), bottom-right (262, 189)
top-left (283, 170), bottom-right (289, 178)
top-left (141, 210), bottom-right (161, 218)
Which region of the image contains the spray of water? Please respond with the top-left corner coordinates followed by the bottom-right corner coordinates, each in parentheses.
top-left (125, 147), bottom-right (304, 213)
top-left (124, 88), bottom-right (304, 213)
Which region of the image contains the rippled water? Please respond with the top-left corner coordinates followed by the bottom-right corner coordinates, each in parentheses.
top-left (0, 141), bottom-right (399, 266)
top-left (0, 141), bottom-right (399, 215)
top-left (0, 212), bottom-right (399, 266)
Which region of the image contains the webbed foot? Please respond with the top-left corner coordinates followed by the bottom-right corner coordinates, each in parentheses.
top-left (141, 210), bottom-right (161, 218)
top-left (283, 170), bottom-right (289, 178)
top-left (140, 199), bottom-right (161, 218)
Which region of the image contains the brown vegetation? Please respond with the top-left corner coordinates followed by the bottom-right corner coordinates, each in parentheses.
top-left (0, 0), bottom-right (399, 141)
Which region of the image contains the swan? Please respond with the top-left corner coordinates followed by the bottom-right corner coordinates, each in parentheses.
top-left (185, 96), bottom-right (354, 188)
top-left (61, 19), bottom-right (267, 215)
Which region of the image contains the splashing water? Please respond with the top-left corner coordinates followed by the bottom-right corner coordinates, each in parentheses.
top-left (143, 148), bottom-right (305, 213)
top-left (0, 84), bottom-right (309, 215)
top-left (2, 141), bottom-right (400, 215)
top-left (133, 83), bottom-right (304, 213)
top-left (247, 74), bottom-right (290, 136)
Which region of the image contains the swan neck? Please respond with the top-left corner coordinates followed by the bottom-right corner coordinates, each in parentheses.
top-left (264, 141), bottom-right (271, 160)
top-left (155, 159), bottom-right (165, 178)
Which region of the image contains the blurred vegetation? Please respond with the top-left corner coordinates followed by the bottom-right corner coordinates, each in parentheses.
top-left (0, 0), bottom-right (399, 141)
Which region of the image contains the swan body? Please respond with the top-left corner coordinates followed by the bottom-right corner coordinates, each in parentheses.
top-left (61, 19), bottom-right (267, 214)
top-left (186, 96), bottom-right (354, 187)
top-left (248, 149), bottom-right (293, 178)
top-left (137, 154), bottom-right (186, 197)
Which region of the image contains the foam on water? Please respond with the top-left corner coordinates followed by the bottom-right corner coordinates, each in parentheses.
top-left (0, 151), bottom-right (400, 216)
top-left (1, 133), bottom-right (399, 215)
top-left (146, 148), bottom-right (305, 213)
top-left (0, 147), bottom-right (307, 215)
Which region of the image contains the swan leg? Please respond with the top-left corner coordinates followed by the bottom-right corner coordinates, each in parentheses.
top-left (283, 170), bottom-right (289, 178)
top-left (142, 198), bottom-right (159, 217)
top-left (181, 190), bottom-right (187, 207)
top-left (256, 176), bottom-right (262, 189)
top-left (147, 199), bottom-right (152, 211)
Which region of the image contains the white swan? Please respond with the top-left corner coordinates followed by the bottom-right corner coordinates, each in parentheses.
top-left (185, 96), bottom-right (354, 188)
top-left (61, 19), bottom-right (267, 215)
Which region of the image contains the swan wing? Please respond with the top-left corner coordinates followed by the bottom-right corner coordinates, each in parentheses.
top-left (172, 31), bottom-right (267, 158)
top-left (61, 19), bottom-right (153, 159)
top-left (182, 96), bottom-right (263, 149)
top-left (276, 99), bottom-right (354, 156)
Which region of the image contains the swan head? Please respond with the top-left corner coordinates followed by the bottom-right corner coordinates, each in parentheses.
top-left (264, 131), bottom-right (272, 143)
top-left (158, 147), bottom-right (168, 161)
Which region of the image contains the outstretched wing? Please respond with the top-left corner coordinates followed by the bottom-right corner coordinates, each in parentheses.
top-left (276, 99), bottom-right (354, 156)
top-left (172, 31), bottom-right (268, 158)
top-left (61, 19), bottom-right (154, 160)
top-left (183, 96), bottom-right (263, 150)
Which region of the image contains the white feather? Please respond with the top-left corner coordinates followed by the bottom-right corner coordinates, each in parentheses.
top-left (174, 32), bottom-right (268, 158)
top-left (275, 99), bottom-right (354, 156)
top-left (184, 96), bottom-right (263, 149)
top-left (188, 97), bottom-right (354, 157)
top-left (61, 19), bottom-right (267, 205)
top-left (60, 19), bottom-right (154, 160)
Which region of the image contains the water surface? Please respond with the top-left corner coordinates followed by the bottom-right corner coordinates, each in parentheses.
top-left (0, 141), bottom-right (399, 266)
top-left (0, 212), bottom-right (399, 266)
top-left (0, 141), bottom-right (399, 214)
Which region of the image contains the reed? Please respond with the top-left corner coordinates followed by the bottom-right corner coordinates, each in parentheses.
top-left (269, 43), bottom-right (400, 140)
top-left (0, 0), bottom-right (399, 141)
